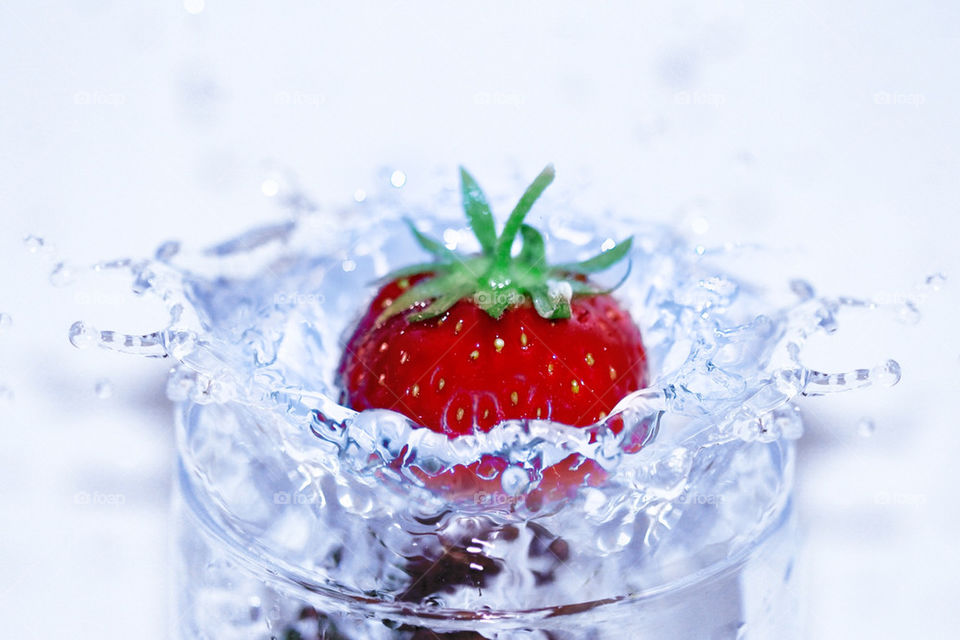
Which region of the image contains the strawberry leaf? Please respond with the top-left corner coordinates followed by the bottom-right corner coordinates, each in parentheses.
top-left (517, 224), bottom-right (546, 272)
top-left (529, 283), bottom-right (572, 320)
top-left (459, 167), bottom-right (497, 255)
top-left (404, 219), bottom-right (459, 262)
top-left (494, 164), bottom-right (555, 267)
top-left (406, 279), bottom-right (477, 321)
top-left (554, 236), bottom-right (633, 274)
top-left (377, 271), bottom-right (469, 324)
top-left (391, 166), bottom-right (631, 323)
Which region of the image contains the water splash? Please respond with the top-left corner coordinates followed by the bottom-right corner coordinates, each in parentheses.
top-left (56, 173), bottom-right (913, 612)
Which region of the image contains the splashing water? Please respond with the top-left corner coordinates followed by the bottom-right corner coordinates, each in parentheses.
top-left (57, 175), bottom-right (911, 623)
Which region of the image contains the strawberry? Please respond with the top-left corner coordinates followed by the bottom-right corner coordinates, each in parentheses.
top-left (336, 165), bottom-right (648, 501)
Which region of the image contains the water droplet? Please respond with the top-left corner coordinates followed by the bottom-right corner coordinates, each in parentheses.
top-left (165, 330), bottom-right (197, 360)
top-left (875, 359), bottom-right (901, 387)
top-left (183, 0), bottom-right (205, 16)
top-left (261, 178), bottom-right (280, 197)
top-left (789, 279), bottom-right (815, 301)
top-left (0, 385), bottom-right (13, 404)
top-left (475, 458), bottom-right (501, 480)
top-left (155, 240), bottom-right (181, 261)
top-left (49, 262), bottom-right (77, 287)
top-left (390, 170), bottom-right (406, 188)
top-left (690, 216), bottom-right (710, 235)
top-left (896, 300), bottom-right (921, 325)
top-left (68, 321), bottom-right (99, 349)
top-left (500, 466), bottom-right (529, 496)
top-left (94, 378), bottom-right (114, 400)
top-left (23, 235), bottom-right (44, 253)
top-left (0, 313), bottom-right (11, 333)
top-left (924, 273), bottom-right (946, 291)
top-left (857, 417), bottom-right (876, 438)
top-left (353, 188), bottom-right (367, 202)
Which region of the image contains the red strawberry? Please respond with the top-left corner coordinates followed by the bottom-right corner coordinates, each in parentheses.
top-left (336, 165), bottom-right (648, 502)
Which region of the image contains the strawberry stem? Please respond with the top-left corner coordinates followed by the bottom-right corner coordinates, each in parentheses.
top-left (377, 165), bottom-right (633, 324)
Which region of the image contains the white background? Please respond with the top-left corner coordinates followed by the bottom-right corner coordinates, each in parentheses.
top-left (1, 2), bottom-right (959, 638)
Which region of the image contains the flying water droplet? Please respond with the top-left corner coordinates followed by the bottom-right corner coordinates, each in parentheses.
top-left (924, 273), bottom-right (945, 292)
top-left (24, 235), bottom-right (44, 252)
top-left (0, 313), bottom-right (11, 333)
top-left (94, 378), bottom-right (114, 399)
top-left (857, 417), bottom-right (876, 438)
top-left (875, 359), bottom-right (901, 387)
top-left (155, 240), bottom-right (181, 262)
top-left (0, 385), bottom-right (13, 404)
top-left (789, 279), bottom-right (815, 301)
top-left (896, 300), bottom-right (921, 325)
top-left (69, 321), bottom-right (100, 349)
top-left (390, 170), bottom-right (407, 188)
top-left (49, 262), bottom-right (77, 287)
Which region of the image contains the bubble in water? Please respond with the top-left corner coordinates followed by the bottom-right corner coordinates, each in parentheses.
top-left (69, 321), bottom-right (100, 349)
top-left (23, 235), bottom-right (44, 253)
top-left (49, 262), bottom-right (77, 287)
top-left (789, 279), bottom-right (815, 301)
top-left (0, 313), bottom-right (11, 333)
top-left (857, 417), bottom-right (876, 438)
top-left (475, 457), bottom-right (501, 481)
top-left (500, 466), bottom-right (529, 496)
top-left (166, 330), bottom-right (198, 360)
top-left (94, 378), bottom-right (114, 400)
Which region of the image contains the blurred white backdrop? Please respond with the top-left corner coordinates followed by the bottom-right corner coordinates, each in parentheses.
top-left (1, 2), bottom-right (958, 638)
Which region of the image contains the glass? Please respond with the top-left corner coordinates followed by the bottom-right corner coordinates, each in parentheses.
top-left (172, 400), bottom-right (798, 640)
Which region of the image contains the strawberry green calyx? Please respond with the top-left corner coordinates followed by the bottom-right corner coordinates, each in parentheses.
top-left (377, 164), bottom-right (633, 324)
